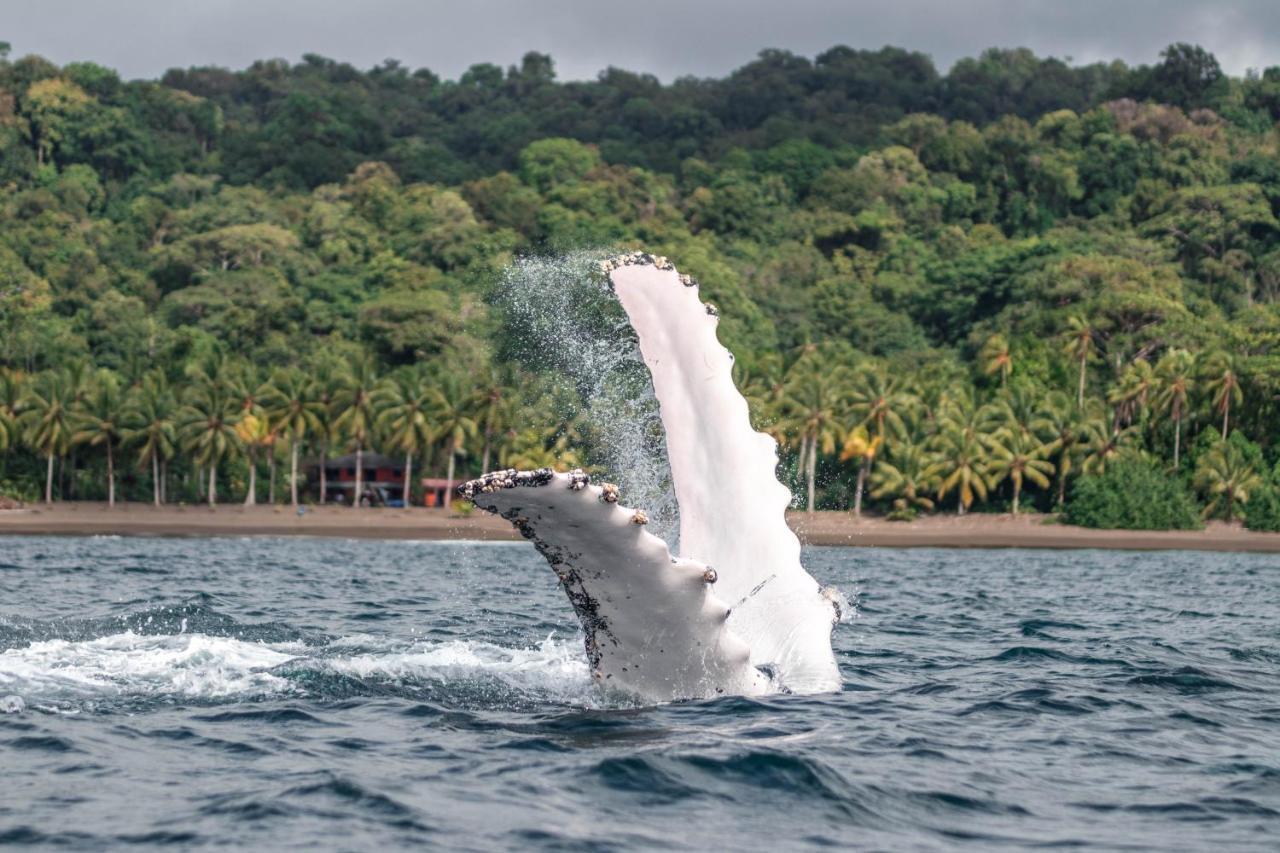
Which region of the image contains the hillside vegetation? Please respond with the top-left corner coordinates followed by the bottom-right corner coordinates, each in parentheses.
top-left (1, 41), bottom-right (1279, 527)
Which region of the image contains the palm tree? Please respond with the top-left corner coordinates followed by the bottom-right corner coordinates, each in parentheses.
top-left (471, 365), bottom-right (516, 474)
top-left (782, 363), bottom-right (846, 514)
top-left (261, 368), bottom-right (323, 508)
top-left (18, 371), bottom-right (75, 504)
top-left (71, 369), bottom-right (126, 507)
top-left (429, 372), bottom-right (479, 510)
top-left (1201, 351), bottom-right (1242, 440)
top-left (332, 358), bottom-right (379, 509)
top-left (931, 423), bottom-right (990, 515)
top-left (375, 366), bottom-right (436, 506)
top-left (176, 384), bottom-right (240, 507)
top-left (234, 413), bottom-right (274, 506)
top-left (1079, 413), bottom-right (1138, 476)
top-left (1107, 358), bottom-right (1155, 430)
top-left (121, 374), bottom-right (176, 507)
top-left (1194, 440), bottom-right (1262, 522)
top-left (847, 367), bottom-right (909, 443)
top-left (1155, 349), bottom-right (1195, 469)
top-left (0, 368), bottom-right (24, 459)
top-left (980, 334), bottom-right (1013, 386)
top-left (1032, 391), bottom-right (1089, 508)
top-left (306, 355), bottom-right (344, 505)
top-left (987, 427), bottom-right (1055, 515)
top-left (1062, 315), bottom-right (1096, 407)
top-left (869, 440), bottom-right (940, 515)
top-left (739, 352), bottom-right (789, 441)
top-left (839, 425), bottom-right (882, 517)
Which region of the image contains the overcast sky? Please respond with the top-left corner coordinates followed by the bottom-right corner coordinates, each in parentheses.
top-left (7, 0), bottom-right (1278, 82)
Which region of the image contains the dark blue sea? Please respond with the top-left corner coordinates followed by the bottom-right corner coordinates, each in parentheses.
top-left (1, 537), bottom-right (1278, 850)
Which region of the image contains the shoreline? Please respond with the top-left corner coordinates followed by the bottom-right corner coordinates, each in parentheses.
top-left (1, 502), bottom-right (1278, 552)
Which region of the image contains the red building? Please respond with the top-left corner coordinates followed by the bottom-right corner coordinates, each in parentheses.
top-left (310, 453), bottom-right (405, 506)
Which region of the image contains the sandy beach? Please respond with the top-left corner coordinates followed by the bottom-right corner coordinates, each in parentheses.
top-left (1, 502), bottom-right (1278, 551)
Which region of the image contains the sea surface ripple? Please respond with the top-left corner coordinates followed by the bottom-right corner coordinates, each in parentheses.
top-left (1, 536), bottom-right (1278, 850)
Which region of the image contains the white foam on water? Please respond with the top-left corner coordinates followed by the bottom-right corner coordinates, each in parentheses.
top-left (0, 632), bottom-right (300, 702)
top-left (0, 631), bottom-right (597, 708)
top-left (321, 635), bottom-right (595, 699)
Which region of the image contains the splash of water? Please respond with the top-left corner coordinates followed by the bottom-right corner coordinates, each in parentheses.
top-left (493, 252), bottom-right (680, 543)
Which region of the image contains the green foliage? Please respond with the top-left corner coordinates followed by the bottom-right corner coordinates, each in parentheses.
top-left (1064, 460), bottom-right (1202, 530)
top-left (0, 42), bottom-right (1278, 522)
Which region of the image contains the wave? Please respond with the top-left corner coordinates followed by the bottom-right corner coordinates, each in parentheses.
top-left (0, 629), bottom-right (597, 712)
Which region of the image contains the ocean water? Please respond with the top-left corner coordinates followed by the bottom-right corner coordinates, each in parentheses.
top-left (1, 537), bottom-right (1278, 851)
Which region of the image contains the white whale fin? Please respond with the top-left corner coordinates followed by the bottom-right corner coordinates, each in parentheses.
top-left (459, 469), bottom-right (772, 702)
top-left (606, 257), bottom-right (841, 694)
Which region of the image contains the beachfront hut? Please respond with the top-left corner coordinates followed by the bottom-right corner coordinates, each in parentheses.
top-left (308, 452), bottom-right (405, 506)
top-left (419, 478), bottom-right (453, 508)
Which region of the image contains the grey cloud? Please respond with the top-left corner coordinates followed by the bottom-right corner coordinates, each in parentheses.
top-left (6, 0), bottom-right (1279, 82)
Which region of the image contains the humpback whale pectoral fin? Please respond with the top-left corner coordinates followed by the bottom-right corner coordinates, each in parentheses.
top-left (461, 469), bottom-right (770, 703)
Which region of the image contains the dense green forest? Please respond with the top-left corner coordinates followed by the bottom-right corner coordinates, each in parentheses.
top-left (1, 40), bottom-right (1279, 529)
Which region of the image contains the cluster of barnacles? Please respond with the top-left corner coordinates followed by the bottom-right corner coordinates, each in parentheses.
top-left (456, 468), bottom-right (554, 501)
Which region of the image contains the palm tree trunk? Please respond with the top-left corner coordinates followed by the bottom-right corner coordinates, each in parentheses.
top-left (1077, 358), bottom-right (1086, 408)
top-left (268, 451), bottom-right (276, 504)
top-left (106, 442), bottom-right (115, 508)
top-left (445, 437), bottom-right (456, 514)
top-left (152, 451), bottom-right (161, 507)
top-left (1012, 477), bottom-right (1021, 516)
top-left (806, 433), bottom-right (816, 514)
top-left (354, 444), bottom-right (363, 509)
top-left (196, 464), bottom-right (205, 501)
top-left (290, 438), bottom-right (299, 507)
top-left (481, 433), bottom-right (491, 474)
top-left (208, 463), bottom-right (217, 507)
top-left (45, 454), bottom-right (54, 504)
top-left (160, 459), bottom-right (167, 504)
top-left (403, 453), bottom-right (412, 506)
top-left (319, 446), bottom-right (328, 504)
top-left (1221, 401), bottom-right (1229, 440)
top-left (244, 451), bottom-right (257, 506)
top-left (853, 458), bottom-right (866, 518)
top-left (1173, 413), bottom-right (1182, 469)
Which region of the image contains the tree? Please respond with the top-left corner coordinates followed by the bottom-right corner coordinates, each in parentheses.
top-left (70, 369), bottom-right (125, 506)
top-left (869, 440), bottom-right (940, 516)
top-left (1154, 348), bottom-right (1195, 469)
top-left (1194, 439), bottom-right (1262, 522)
top-left (23, 78), bottom-right (92, 167)
top-left (1062, 315), bottom-right (1096, 408)
top-left (0, 368), bottom-right (23, 457)
top-left (375, 366), bottom-right (436, 506)
top-left (1033, 391), bottom-right (1088, 507)
top-left (122, 374), bottom-right (176, 507)
top-left (261, 367), bottom-right (323, 507)
top-left (987, 427), bottom-right (1054, 515)
top-left (932, 423), bottom-right (990, 515)
top-left (839, 424), bottom-right (882, 517)
top-left (234, 413), bottom-right (273, 505)
top-left (471, 366), bottom-right (516, 474)
top-left (18, 371), bottom-right (75, 504)
top-left (1107, 358), bottom-right (1155, 430)
top-left (429, 371), bottom-right (479, 511)
top-left (177, 384), bottom-right (240, 507)
top-left (332, 358), bottom-right (379, 508)
top-left (1150, 43), bottom-right (1226, 110)
top-left (782, 363), bottom-right (846, 513)
top-left (979, 333), bottom-right (1013, 386)
top-left (1201, 351), bottom-right (1242, 439)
